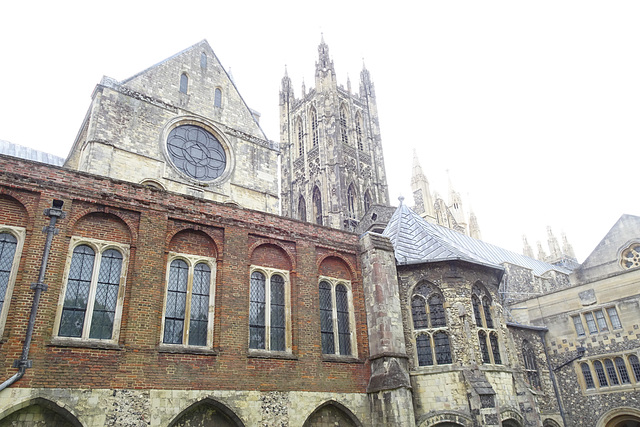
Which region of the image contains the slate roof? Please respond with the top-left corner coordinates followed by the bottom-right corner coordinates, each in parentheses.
top-left (382, 200), bottom-right (570, 276)
top-left (0, 140), bottom-right (65, 167)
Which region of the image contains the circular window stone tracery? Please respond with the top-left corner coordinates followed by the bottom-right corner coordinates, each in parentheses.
top-left (166, 125), bottom-right (226, 181)
top-left (621, 244), bottom-right (640, 269)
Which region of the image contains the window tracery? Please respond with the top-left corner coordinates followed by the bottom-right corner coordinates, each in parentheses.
top-left (410, 282), bottom-right (452, 366)
top-left (473, 283), bottom-right (502, 364)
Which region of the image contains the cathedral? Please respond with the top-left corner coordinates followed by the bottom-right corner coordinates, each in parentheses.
top-left (0, 39), bottom-right (638, 427)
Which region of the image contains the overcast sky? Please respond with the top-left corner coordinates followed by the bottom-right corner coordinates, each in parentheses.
top-left (1, 1), bottom-right (638, 262)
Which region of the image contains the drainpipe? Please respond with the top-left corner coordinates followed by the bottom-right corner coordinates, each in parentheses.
top-left (540, 331), bottom-right (568, 427)
top-left (0, 199), bottom-right (65, 392)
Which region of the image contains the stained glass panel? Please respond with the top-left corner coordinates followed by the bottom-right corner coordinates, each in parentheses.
top-left (60, 245), bottom-right (95, 337)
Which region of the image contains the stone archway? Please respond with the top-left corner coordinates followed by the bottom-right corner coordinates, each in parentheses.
top-left (605, 415), bottom-right (640, 427)
top-left (169, 399), bottom-right (244, 427)
top-left (303, 401), bottom-right (362, 427)
top-left (0, 398), bottom-right (82, 427)
top-left (598, 408), bottom-right (640, 427)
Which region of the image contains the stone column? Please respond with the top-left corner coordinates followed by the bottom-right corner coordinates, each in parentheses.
top-left (359, 232), bottom-right (415, 427)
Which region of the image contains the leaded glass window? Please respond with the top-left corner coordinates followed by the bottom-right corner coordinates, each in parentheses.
top-left (582, 363), bottom-right (595, 389)
top-left (479, 331), bottom-right (490, 364)
top-left (250, 271), bottom-right (266, 349)
top-left (573, 315), bottom-right (586, 336)
top-left (57, 238), bottom-right (129, 342)
top-left (434, 331), bottom-right (452, 364)
top-left (584, 312), bottom-right (598, 334)
top-left (0, 232), bottom-right (18, 316)
top-left (189, 263), bottom-right (210, 346)
top-left (270, 275), bottom-right (286, 351)
top-left (166, 125), bottom-right (226, 182)
top-left (482, 297), bottom-right (494, 328)
top-left (607, 307), bottom-right (622, 329)
top-left (320, 278), bottom-right (354, 357)
top-left (472, 295), bottom-right (483, 326)
top-left (615, 357), bottom-right (631, 384)
top-left (595, 310), bottom-right (608, 331)
top-left (411, 296), bottom-right (428, 329)
top-left (594, 360), bottom-right (608, 387)
top-left (523, 340), bottom-right (541, 389)
top-left (416, 334), bottom-right (433, 366)
top-left (320, 281), bottom-right (334, 354)
top-left (629, 355), bottom-right (640, 382)
top-left (605, 359), bottom-right (620, 385)
top-left (164, 259), bottom-right (188, 344)
top-left (429, 294), bottom-right (446, 327)
top-left (490, 332), bottom-right (501, 364)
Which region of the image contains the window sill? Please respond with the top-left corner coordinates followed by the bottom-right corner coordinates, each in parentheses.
top-left (157, 344), bottom-right (217, 355)
top-left (49, 337), bottom-right (123, 351)
top-left (322, 354), bottom-right (362, 364)
top-left (248, 349), bottom-right (297, 360)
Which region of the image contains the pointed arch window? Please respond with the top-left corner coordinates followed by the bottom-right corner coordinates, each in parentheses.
top-left (319, 277), bottom-right (355, 356)
top-left (522, 340), bottom-right (541, 389)
top-left (411, 282), bottom-right (451, 366)
top-left (355, 112), bottom-right (364, 150)
top-left (630, 355), bottom-right (640, 382)
top-left (200, 52), bottom-right (207, 69)
top-left (214, 88), bottom-right (222, 108)
top-left (594, 360), bottom-right (608, 387)
top-left (581, 363), bottom-right (595, 389)
top-left (339, 105), bottom-right (349, 144)
top-left (180, 73), bottom-right (188, 94)
top-left (0, 226), bottom-right (25, 337)
top-left (297, 118), bottom-right (304, 157)
top-left (347, 184), bottom-right (356, 219)
top-left (310, 107), bottom-right (319, 147)
top-left (313, 187), bottom-right (323, 226)
top-left (615, 357), bottom-right (631, 384)
top-left (298, 196), bottom-right (307, 222)
top-left (473, 283), bottom-right (502, 364)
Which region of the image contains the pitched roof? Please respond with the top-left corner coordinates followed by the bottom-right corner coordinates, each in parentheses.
top-left (0, 139), bottom-right (65, 166)
top-left (382, 200), bottom-right (570, 276)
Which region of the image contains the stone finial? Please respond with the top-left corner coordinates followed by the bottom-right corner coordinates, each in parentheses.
top-left (522, 235), bottom-right (534, 258)
top-left (398, 196), bottom-right (405, 205)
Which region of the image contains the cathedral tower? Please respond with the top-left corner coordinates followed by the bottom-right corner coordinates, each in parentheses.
top-left (280, 37), bottom-right (390, 230)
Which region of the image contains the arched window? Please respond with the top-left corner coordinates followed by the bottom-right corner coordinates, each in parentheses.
top-left (200, 52), bottom-right (207, 69)
top-left (249, 269), bottom-right (289, 352)
top-left (313, 187), bottom-right (323, 226)
top-left (347, 184), bottom-right (356, 219)
top-left (298, 196), bottom-right (307, 222)
top-left (522, 340), bottom-right (541, 389)
top-left (629, 355), bottom-right (640, 382)
top-left (0, 232), bottom-right (19, 317)
top-left (581, 363), bottom-right (595, 389)
top-left (605, 359), bottom-right (620, 385)
top-left (57, 238), bottom-right (129, 342)
top-left (473, 283), bottom-right (502, 364)
top-left (411, 283), bottom-right (451, 366)
top-left (180, 73), bottom-right (188, 94)
top-left (310, 107), bottom-right (319, 147)
top-left (594, 360), bottom-right (608, 387)
top-left (355, 112), bottom-right (364, 150)
top-left (339, 105), bottom-right (349, 144)
top-left (319, 278), bottom-right (354, 356)
top-left (214, 88), bottom-right (222, 108)
top-left (615, 357), bottom-right (631, 384)
top-left (297, 117), bottom-right (304, 156)
top-left (363, 191), bottom-right (372, 213)
top-left (162, 255), bottom-right (215, 347)
top-left (621, 243), bottom-right (640, 269)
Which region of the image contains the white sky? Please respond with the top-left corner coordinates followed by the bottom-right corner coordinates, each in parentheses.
top-left (1, 1), bottom-right (638, 262)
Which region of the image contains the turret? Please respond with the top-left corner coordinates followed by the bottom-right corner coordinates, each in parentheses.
top-left (410, 150), bottom-right (435, 219)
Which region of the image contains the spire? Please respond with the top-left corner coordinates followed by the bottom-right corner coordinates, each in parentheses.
top-left (469, 210), bottom-right (482, 240)
top-left (536, 241), bottom-right (547, 261)
top-left (410, 150), bottom-right (434, 218)
top-left (359, 59), bottom-right (374, 97)
top-left (316, 34), bottom-right (334, 74)
top-left (280, 65), bottom-right (293, 104)
top-left (523, 235), bottom-right (534, 258)
top-left (301, 78), bottom-right (306, 96)
top-left (562, 232), bottom-right (576, 260)
top-left (547, 226), bottom-right (561, 260)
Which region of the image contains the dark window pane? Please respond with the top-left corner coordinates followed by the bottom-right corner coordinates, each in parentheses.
top-left (582, 363), bottom-right (595, 389)
top-left (214, 88), bottom-right (222, 107)
top-left (416, 334), bottom-right (433, 366)
top-left (594, 361), bottom-right (608, 387)
top-left (629, 355), bottom-right (640, 382)
top-left (523, 341), bottom-right (540, 389)
top-left (489, 333), bottom-right (501, 364)
top-left (411, 296), bottom-right (428, 329)
top-left (479, 331), bottom-right (490, 364)
top-left (270, 275), bottom-right (286, 351)
top-left (482, 297), bottom-right (493, 328)
top-left (164, 259), bottom-right (188, 344)
top-left (188, 263), bottom-right (210, 346)
top-left (60, 245), bottom-right (95, 337)
top-left (607, 307), bottom-right (622, 329)
top-left (166, 125), bottom-right (226, 182)
top-left (180, 73), bottom-right (188, 93)
top-left (584, 312), bottom-right (598, 334)
top-left (89, 249), bottom-right (123, 340)
top-left (429, 294), bottom-right (446, 327)
top-left (249, 271), bottom-right (266, 349)
top-left (605, 359), bottom-right (620, 385)
top-left (336, 284), bottom-right (351, 355)
top-left (472, 295), bottom-right (483, 326)
top-left (595, 310), bottom-right (608, 331)
top-left (319, 281), bottom-right (334, 354)
top-left (0, 232), bottom-right (18, 315)
top-left (573, 315), bottom-right (586, 336)
top-left (434, 331), bottom-right (452, 364)
top-left (615, 357), bottom-right (630, 384)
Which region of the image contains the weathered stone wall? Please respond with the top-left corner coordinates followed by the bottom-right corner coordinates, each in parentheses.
top-left (0, 388), bottom-right (370, 427)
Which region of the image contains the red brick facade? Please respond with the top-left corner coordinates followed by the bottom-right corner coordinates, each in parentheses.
top-left (0, 154), bottom-right (369, 393)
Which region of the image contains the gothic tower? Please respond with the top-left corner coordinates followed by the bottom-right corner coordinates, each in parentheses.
top-left (280, 37), bottom-right (390, 230)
